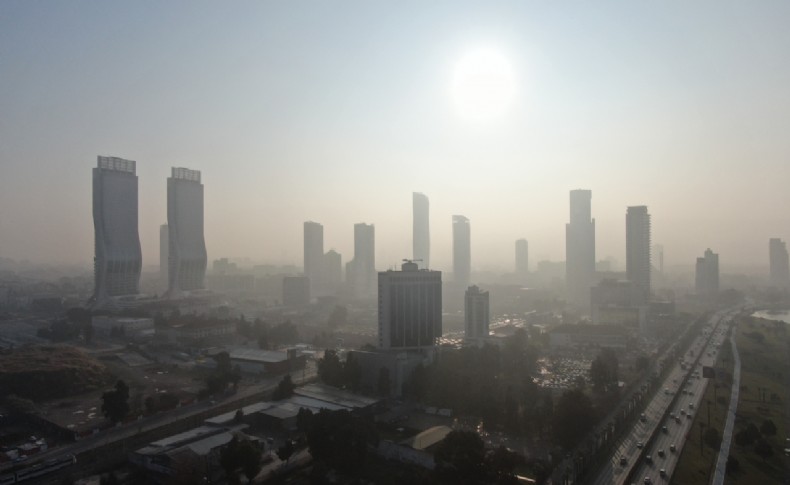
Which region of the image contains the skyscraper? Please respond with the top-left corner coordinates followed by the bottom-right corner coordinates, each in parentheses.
top-left (92, 156), bottom-right (142, 304)
top-left (167, 167), bottom-right (207, 294)
top-left (322, 249), bottom-right (343, 295)
top-left (769, 238), bottom-right (790, 287)
top-left (515, 239), bottom-right (529, 277)
top-left (378, 261), bottom-right (442, 349)
top-left (465, 285), bottom-right (490, 341)
top-left (566, 189), bottom-right (595, 308)
top-left (695, 248), bottom-right (719, 296)
top-left (412, 192), bottom-right (430, 268)
top-left (626, 206), bottom-right (651, 300)
top-left (304, 221), bottom-right (324, 295)
top-left (159, 223), bottom-right (168, 286)
top-left (453, 215), bottom-right (471, 286)
top-left (346, 223), bottom-right (376, 298)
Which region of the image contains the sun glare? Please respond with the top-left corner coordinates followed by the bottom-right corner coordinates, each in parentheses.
top-left (451, 48), bottom-right (516, 122)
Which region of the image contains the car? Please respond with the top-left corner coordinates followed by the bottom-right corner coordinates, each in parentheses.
top-left (670, 444), bottom-right (676, 452)
top-left (660, 468), bottom-right (667, 478)
top-left (675, 416), bottom-right (681, 423)
top-left (680, 409), bottom-right (686, 415)
top-left (687, 413), bottom-right (693, 419)
top-left (637, 442), bottom-right (644, 449)
top-left (644, 478), bottom-right (652, 484)
top-left (658, 449), bottom-right (665, 457)
top-left (662, 426), bottom-right (668, 433)
top-left (645, 454), bottom-right (653, 463)
top-left (640, 413), bottom-right (647, 422)
top-left (620, 457), bottom-right (628, 466)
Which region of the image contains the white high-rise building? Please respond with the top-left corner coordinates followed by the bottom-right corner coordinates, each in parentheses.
top-left (695, 248), bottom-right (719, 296)
top-left (304, 221), bottom-right (324, 296)
top-left (453, 215), bottom-right (471, 286)
top-left (346, 223), bottom-right (376, 298)
top-left (167, 167), bottom-right (207, 294)
top-left (378, 261), bottom-right (442, 349)
top-left (626, 206), bottom-right (651, 300)
top-left (566, 189), bottom-right (595, 308)
top-left (413, 193), bottom-right (430, 269)
top-left (91, 156), bottom-right (142, 304)
top-left (465, 285), bottom-right (490, 341)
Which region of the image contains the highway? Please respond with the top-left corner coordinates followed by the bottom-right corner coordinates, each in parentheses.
top-left (588, 309), bottom-right (734, 485)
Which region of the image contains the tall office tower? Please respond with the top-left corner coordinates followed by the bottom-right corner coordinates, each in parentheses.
top-left (92, 156), bottom-right (142, 303)
top-left (167, 167), bottom-right (207, 294)
top-left (515, 239), bottom-right (529, 277)
top-left (413, 192), bottom-right (430, 268)
top-left (464, 285), bottom-right (490, 341)
top-left (322, 249), bottom-right (343, 295)
top-left (347, 223), bottom-right (376, 298)
top-left (654, 244), bottom-right (665, 274)
top-left (695, 248), bottom-right (720, 295)
top-left (159, 224), bottom-right (168, 285)
top-left (304, 221), bottom-right (324, 295)
top-left (378, 261), bottom-right (442, 349)
top-left (453, 215), bottom-right (471, 286)
top-left (565, 189), bottom-right (596, 308)
top-left (626, 206), bottom-right (651, 300)
top-left (769, 238), bottom-right (790, 287)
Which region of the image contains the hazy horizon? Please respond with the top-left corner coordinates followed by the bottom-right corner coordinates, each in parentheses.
top-left (2, 1), bottom-right (789, 272)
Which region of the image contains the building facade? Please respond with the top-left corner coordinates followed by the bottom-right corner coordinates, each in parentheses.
top-left (515, 239), bottom-right (529, 278)
top-left (626, 205), bottom-right (651, 300)
top-left (412, 192), bottom-right (430, 269)
top-left (92, 156), bottom-right (142, 303)
top-left (769, 238), bottom-right (790, 287)
top-left (346, 223), bottom-right (376, 298)
top-left (452, 215), bottom-right (471, 286)
top-left (695, 248), bottom-right (719, 296)
top-left (464, 285), bottom-right (490, 341)
top-left (378, 261), bottom-right (442, 349)
top-left (167, 167), bottom-right (207, 294)
top-left (304, 221), bottom-right (324, 295)
top-left (566, 189), bottom-right (596, 308)
top-left (159, 224), bottom-right (168, 287)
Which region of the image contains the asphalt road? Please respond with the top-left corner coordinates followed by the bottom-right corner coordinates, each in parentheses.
top-left (588, 309), bottom-right (734, 485)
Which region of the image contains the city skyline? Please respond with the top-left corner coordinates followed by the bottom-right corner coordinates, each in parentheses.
top-left (2, 2), bottom-right (790, 272)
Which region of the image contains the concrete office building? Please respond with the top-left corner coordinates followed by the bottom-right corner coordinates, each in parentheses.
top-left (304, 221), bottom-right (324, 295)
top-left (452, 215), bottom-right (471, 286)
top-left (378, 261), bottom-right (442, 349)
top-left (167, 167), bottom-right (207, 294)
top-left (566, 189), bottom-right (595, 308)
top-left (626, 206), bottom-right (651, 300)
top-left (695, 248), bottom-right (719, 296)
top-left (346, 223), bottom-right (376, 298)
top-left (515, 239), bottom-right (528, 277)
top-left (464, 285), bottom-right (490, 341)
top-left (769, 238), bottom-right (790, 287)
top-left (413, 193), bottom-right (430, 269)
top-left (322, 249), bottom-right (343, 296)
top-left (91, 156), bottom-right (142, 304)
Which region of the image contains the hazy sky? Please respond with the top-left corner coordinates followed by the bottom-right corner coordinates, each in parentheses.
top-left (2, 1), bottom-right (790, 272)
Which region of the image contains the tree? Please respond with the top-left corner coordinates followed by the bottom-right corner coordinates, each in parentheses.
top-left (735, 423), bottom-right (760, 447)
top-left (272, 374), bottom-right (295, 400)
top-left (318, 349), bottom-right (345, 387)
top-left (277, 440), bottom-right (295, 466)
top-left (234, 409), bottom-right (245, 423)
top-left (552, 389), bottom-right (595, 450)
top-left (703, 427), bottom-right (721, 450)
top-left (754, 438), bottom-right (773, 461)
top-left (220, 436), bottom-right (262, 484)
top-left (101, 380), bottom-right (130, 423)
top-left (307, 409), bottom-right (378, 475)
top-left (433, 430), bottom-right (487, 485)
top-left (760, 419), bottom-right (777, 437)
top-left (487, 445), bottom-right (520, 484)
top-left (726, 456), bottom-right (740, 474)
top-left (296, 407), bottom-right (313, 434)
top-left (343, 352), bottom-right (362, 390)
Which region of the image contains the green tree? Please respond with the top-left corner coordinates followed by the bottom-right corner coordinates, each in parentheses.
top-left (307, 409), bottom-right (378, 475)
top-left (754, 438), bottom-right (773, 461)
top-left (704, 427), bottom-right (721, 450)
top-left (296, 407), bottom-right (314, 434)
top-left (101, 380), bottom-right (130, 424)
top-left (552, 389), bottom-right (595, 450)
top-left (760, 419), bottom-right (777, 437)
top-left (487, 445), bottom-right (520, 484)
top-left (220, 437), bottom-right (262, 484)
top-left (433, 430), bottom-right (487, 485)
top-left (277, 440), bottom-right (295, 466)
top-left (343, 352), bottom-right (362, 390)
top-left (272, 374), bottom-right (295, 400)
top-left (318, 349), bottom-right (345, 387)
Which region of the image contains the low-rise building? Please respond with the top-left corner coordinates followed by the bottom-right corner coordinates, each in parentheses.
top-left (549, 324), bottom-right (629, 350)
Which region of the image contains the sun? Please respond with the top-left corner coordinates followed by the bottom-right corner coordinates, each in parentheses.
top-left (451, 48), bottom-right (516, 122)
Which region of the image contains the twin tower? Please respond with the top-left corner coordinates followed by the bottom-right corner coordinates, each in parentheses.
top-left (91, 156), bottom-right (206, 306)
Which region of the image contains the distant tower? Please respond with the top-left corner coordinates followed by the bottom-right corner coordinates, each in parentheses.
top-left (413, 193), bottom-right (430, 269)
top-left (304, 221), bottom-right (324, 295)
top-left (322, 249), bottom-right (343, 296)
top-left (91, 156), bottom-right (142, 304)
top-left (167, 167), bottom-right (207, 294)
top-left (769, 238), bottom-right (790, 287)
top-left (465, 285), bottom-right (490, 341)
top-left (346, 223), bottom-right (376, 298)
top-left (378, 260), bottom-right (442, 349)
top-left (654, 244), bottom-right (665, 274)
top-left (159, 224), bottom-right (168, 286)
top-left (695, 248), bottom-right (719, 296)
top-left (515, 239), bottom-right (529, 277)
top-left (453, 215), bottom-right (471, 286)
top-left (626, 206), bottom-right (651, 300)
top-left (566, 189), bottom-right (596, 308)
